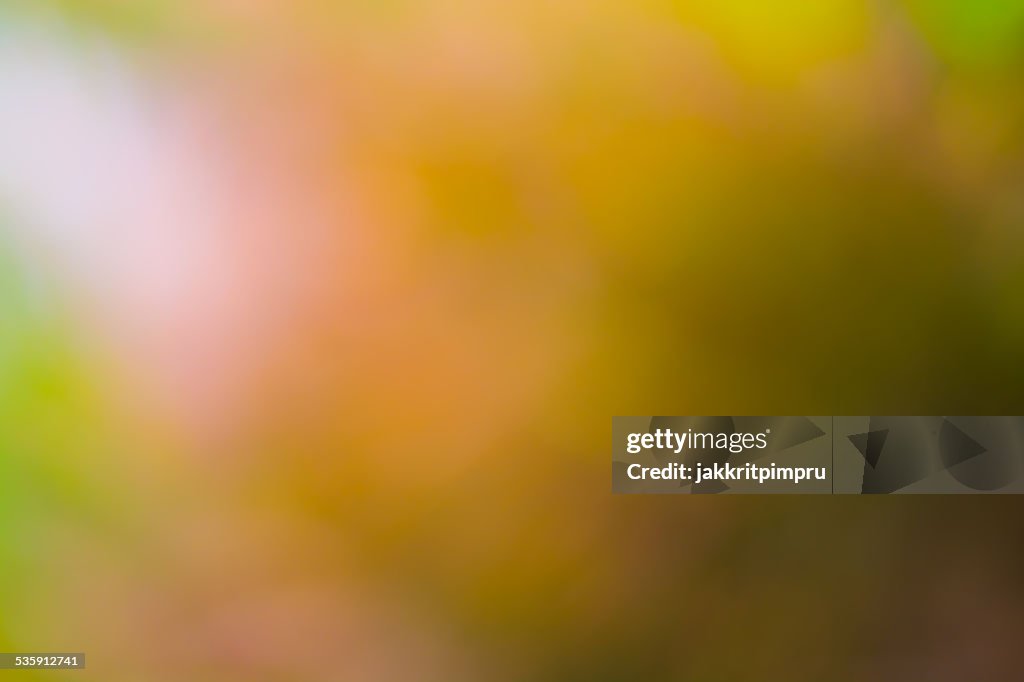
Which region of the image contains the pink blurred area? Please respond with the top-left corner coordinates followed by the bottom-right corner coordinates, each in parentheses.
top-left (1, 6), bottom-right (584, 452)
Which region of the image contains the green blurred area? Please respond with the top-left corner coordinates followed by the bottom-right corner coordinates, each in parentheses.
top-left (2, 0), bottom-right (175, 41)
top-left (0, 238), bottom-right (88, 654)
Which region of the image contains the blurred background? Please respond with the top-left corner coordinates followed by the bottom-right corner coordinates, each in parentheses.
top-left (2, 1), bottom-right (1024, 680)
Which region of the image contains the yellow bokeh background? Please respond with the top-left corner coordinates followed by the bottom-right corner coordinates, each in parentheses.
top-left (2, 2), bottom-right (1024, 680)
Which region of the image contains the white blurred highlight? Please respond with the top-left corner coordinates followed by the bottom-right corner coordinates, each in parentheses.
top-left (0, 22), bottom-right (332, 440)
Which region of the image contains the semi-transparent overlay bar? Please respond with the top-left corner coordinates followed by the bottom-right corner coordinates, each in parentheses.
top-left (612, 417), bottom-right (1024, 494)
top-left (0, 654), bottom-right (85, 669)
